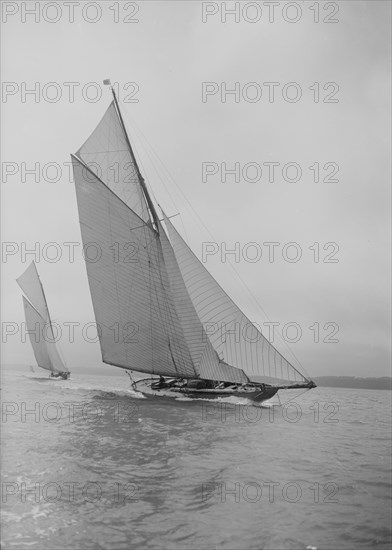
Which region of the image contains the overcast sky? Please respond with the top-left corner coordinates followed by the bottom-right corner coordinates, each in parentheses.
top-left (1, 1), bottom-right (390, 378)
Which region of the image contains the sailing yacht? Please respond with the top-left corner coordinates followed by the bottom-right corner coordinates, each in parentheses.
top-left (17, 261), bottom-right (70, 380)
top-left (71, 80), bottom-right (315, 403)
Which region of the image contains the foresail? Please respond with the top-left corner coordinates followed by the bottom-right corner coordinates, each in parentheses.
top-left (159, 220), bottom-right (248, 385)
top-left (163, 216), bottom-right (309, 385)
top-left (22, 297), bottom-right (66, 373)
top-left (76, 101), bottom-right (150, 223)
top-left (72, 156), bottom-right (197, 379)
top-left (17, 261), bottom-right (48, 321)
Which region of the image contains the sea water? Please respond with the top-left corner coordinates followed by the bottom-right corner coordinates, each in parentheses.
top-left (1, 368), bottom-right (391, 549)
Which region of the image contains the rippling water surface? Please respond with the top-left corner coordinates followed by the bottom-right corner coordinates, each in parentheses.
top-left (2, 368), bottom-right (391, 549)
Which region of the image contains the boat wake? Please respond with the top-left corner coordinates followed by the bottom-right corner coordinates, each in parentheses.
top-left (169, 394), bottom-right (275, 407)
top-left (60, 378), bottom-right (147, 399)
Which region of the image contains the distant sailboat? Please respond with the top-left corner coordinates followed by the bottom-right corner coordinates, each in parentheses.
top-left (71, 80), bottom-right (315, 403)
top-left (17, 262), bottom-right (70, 380)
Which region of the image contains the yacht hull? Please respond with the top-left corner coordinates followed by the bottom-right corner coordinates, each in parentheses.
top-left (133, 378), bottom-right (279, 403)
top-left (50, 372), bottom-right (71, 380)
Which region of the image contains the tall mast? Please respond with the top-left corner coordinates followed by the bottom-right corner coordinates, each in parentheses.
top-left (106, 80), bottom-right (160, 232)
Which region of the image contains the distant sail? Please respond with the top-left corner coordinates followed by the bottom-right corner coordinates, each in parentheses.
top-left (17, 263), bottom-right (68, 374)
top-left (77, 101), bottom-right (150, 223)
top-left (163, 215), bottom-right (308, 385)
top-left (72, 155), bottom-right (197, 379)
top-left (22, 297), bottom-right (65, 373)
top-left (16, 261), bottom-right (48, 321)
top-left (22, 297), bottom-right (52, 371)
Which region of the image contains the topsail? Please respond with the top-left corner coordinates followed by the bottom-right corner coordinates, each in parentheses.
top-left (72, 91), bottom-right (312, 388)
top-left (77, 101), bottom-right (150, 223)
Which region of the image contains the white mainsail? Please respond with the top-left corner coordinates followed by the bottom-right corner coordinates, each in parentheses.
top-left (17, 262), bottom-right (68, 374)
top-left (72, 156), bottom-right (197, 378)
top-left (72, 93), bottom-right (310, 386)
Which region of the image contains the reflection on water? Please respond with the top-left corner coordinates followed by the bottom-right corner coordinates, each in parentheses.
top-left (2, 369), bottom-right (391, 549)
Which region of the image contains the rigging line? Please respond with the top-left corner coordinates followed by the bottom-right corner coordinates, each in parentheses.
top-left (125, 132), bottom-right (184, 239)
top-left (127, 214), bottom-right (180, 232)
top-left (111, 88), bottom-right (160, 232)
top-left (124, 112), bottom-right (309, 378)
top-left (126, 370), bottom-right (137, 391)
top-left (123, 115), bottom-right (181, 214)
top-left (123, 113), bottom-right (190, 242)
